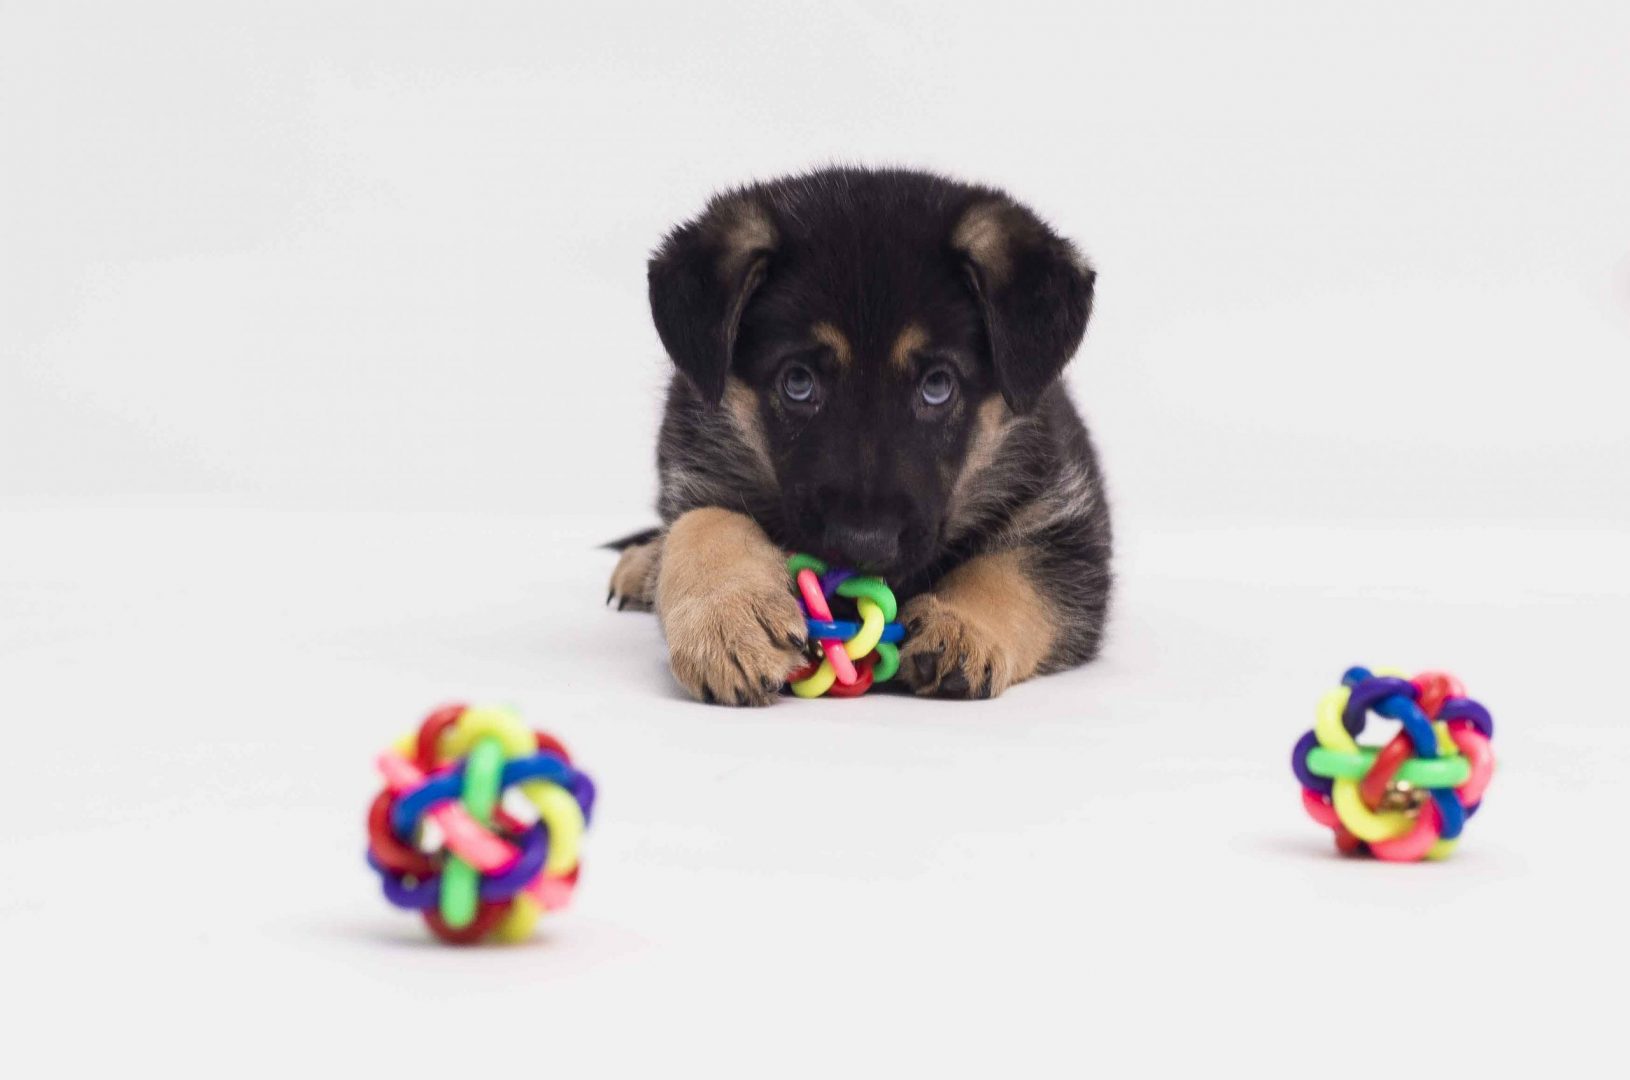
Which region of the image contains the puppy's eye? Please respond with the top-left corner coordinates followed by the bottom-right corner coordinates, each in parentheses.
top-left (781, 364), bottom-right (817, 404)
top-left (919, 368), bottom-right (956, 407)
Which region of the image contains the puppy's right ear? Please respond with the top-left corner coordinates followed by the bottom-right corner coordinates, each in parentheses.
top-left (647, 195), bottom-right (777, 405)
top-left (953, 196), bottom-right (1093, 414)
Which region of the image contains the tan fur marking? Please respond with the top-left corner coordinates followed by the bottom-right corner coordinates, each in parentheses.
top-left (656, 508), bottom-right (807, 706)
top-left (728, 204), bottom-right (776, 253)
top-left (953, 202), bottom-right (1012, 286)
top-left (943, 394), bottom-right (1012, 533)
top-left (608, 538), bottom-right (663, 611)
top-left (719, 201), bottom-right (777, 281)
top-left (811, 321), bottom-right (853, 367)
top-left (899, 548), bottom-right (1056, 698)
top-left (723, 376), bottom-right (774, 479)
top-left (890, 323), bottom-right (929, 371)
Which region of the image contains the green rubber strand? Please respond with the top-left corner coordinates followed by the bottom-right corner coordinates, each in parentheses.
top-left (838, 576), bottom-right (898, 622)
top-left (787, 553), bottom-right (828, 577)
top-left (873, 643), bottom-right (900, 682)
top-left (1306, 745), bottom-right (1470, 788)
top-left (438, 735), bottom-right (505, 929)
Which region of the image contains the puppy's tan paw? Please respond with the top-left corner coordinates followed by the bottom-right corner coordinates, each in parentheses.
top-left (663, 587), bottom-right (807, 706)
top-left (607, 539), bottom-right (661, 612)
top-left (656, 507), bottom-right (807, 706)
top-left (898, 595), bottom-right (1015, 699)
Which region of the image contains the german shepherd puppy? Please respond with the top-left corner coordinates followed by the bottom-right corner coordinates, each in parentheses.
top-left (608, 167), bottom-right (1111, 704)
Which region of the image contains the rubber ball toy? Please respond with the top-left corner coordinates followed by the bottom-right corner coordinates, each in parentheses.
top-left (366, 703), bottom-right (596, 943)
top-left (785, 553), bottom-right (905, 697)
top-left (1291, 666), bottom-right (1494, 861)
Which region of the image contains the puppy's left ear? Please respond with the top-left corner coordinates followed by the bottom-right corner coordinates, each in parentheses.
top-left (648, 194), bottom-right (777, 406)
top-left (953, 198), bottom-right (1094, 413)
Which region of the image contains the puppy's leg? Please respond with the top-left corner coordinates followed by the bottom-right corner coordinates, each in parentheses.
top-left (608, 535), bottom-right (662, 611)
top-left (898, 548), bottom-right (1059, 699)
top-left (656, 507), bottom-right (807, 706)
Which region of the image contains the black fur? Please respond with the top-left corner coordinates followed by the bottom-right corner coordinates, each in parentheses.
top-left (601, 526), bottom-right (663, 552)
top-left (641, 167), bottom-right (1112, 677)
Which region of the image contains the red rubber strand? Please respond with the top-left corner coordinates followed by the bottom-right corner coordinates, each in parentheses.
top-left (367, 791), bottom-right (436, 876)
top-left (415, 703), bottom-right (467, 770)
top-left (1359, 730), bottom-right (1414, 810)
top-left (424, 901), bottom-right (508, 945)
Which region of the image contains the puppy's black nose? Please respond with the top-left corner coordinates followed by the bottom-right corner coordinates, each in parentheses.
top-left (823, 521), bottom-right (900, 571)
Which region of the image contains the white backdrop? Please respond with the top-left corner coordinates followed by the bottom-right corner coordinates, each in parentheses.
top-left (6, 1), bottom-right (1627, 525)
top-left (4, 3), bottom-right (1630, 1077)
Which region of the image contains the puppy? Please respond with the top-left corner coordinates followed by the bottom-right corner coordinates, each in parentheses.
top-left (609, 167), bottom-right (1111, 704)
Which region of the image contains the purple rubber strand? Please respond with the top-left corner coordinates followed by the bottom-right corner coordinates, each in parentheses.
top-left (1438, 696), bottom-right (1495, 739)
top-left (1341, 676), bottom-right (1417, 736)
top-left (1290, 730), bottom-right (1333, 795)
top-left (819, 568), bottom-right (855, 596)
top-left (369, 824), bottom-right (551, 908)
top-left (478, 825), bottom-right (549, 900)
top-left (570, 772), bottom-right (597, 824)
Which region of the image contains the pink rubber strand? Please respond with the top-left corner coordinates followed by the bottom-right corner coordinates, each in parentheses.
top-left (1301, 787), bottom-right (1340, 829)
top-left (796, 567), bottom-right (857, 685)
top-left (376, 752), bottom-right (518, 872)
top-left (525, 873), bottom-right (577, 912)
top-left (1448, 724), bottom-right (1495, 805)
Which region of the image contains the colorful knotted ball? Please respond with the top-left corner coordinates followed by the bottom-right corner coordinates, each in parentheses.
top-left (1291, 666), bottom-right (1495, 862)
top-left (785, 553), bottom-right (904, 698)
top-left (366, 703), bottom-right (596, 944)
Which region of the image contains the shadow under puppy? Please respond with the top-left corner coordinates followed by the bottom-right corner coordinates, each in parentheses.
top-left (609, 167), bottom-right (1112, 704)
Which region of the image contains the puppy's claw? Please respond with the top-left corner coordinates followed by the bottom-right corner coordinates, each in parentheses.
top-left (663, 589), bottom-right (806, 708)
top-left (898, 596), bottom-right (1016, 700)
top-left (658, 509), bottom-right (808, 707)
top-left (911, 652), bottom-right (937, 689)
top-left (608, 537), bottom-right (661, 613)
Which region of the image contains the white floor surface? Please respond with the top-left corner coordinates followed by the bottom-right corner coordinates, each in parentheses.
top-left (4, 507), bottom-right (1626, 1075)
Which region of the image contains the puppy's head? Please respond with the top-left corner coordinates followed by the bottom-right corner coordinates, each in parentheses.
top-left (649, 169), bottom-right (1093, 578)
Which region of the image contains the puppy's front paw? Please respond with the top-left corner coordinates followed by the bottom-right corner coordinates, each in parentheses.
top-left (656, 507), bottom-right (807, 706)
top-left (898, 596), bottom-right (1014, 699)
top-left (663, 587), bottom-right (807, 706)
top-left (607, 538), bottom-right (661, 612)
